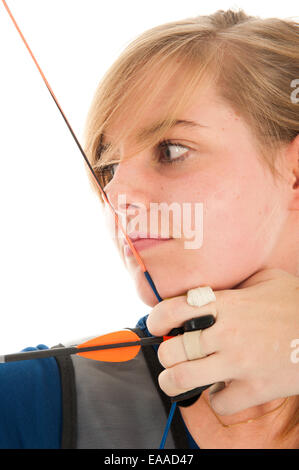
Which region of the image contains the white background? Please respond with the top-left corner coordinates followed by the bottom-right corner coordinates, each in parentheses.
top-left (0, 0), bottom-right (298, 353)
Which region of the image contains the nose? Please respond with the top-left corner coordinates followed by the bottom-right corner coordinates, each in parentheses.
top-left (104, 156), bottom-right (153, 216)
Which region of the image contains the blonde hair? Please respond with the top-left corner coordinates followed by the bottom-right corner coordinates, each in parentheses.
top-left (83, 8), bottom-right (299, 439)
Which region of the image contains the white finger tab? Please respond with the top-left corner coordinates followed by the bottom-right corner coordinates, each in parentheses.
top-left (187, 286), bottom-right (216, 308)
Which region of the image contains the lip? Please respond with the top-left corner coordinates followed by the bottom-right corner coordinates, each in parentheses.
top-left (127, 232), bottom-right (169, 240)
top-left (123, 233), bottom-right (172, 256)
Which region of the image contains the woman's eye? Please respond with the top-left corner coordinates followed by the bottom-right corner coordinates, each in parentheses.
top-left (157, 141), bottom-right (189, 164)
top-left (99, 163), bottom-right (118, 185)
top-left (110, 163), bottom-right (119, 175)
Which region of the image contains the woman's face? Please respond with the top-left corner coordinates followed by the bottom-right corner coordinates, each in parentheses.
top-left (103, 83), bottom-right (290, 306)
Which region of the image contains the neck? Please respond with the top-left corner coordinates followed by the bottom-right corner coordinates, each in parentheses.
top-left (180, 389), bottom-right (297, 444)
top-left (201, 390), bottom-right (290, 427)
top-left (265, 213), bottom-right (299, 275)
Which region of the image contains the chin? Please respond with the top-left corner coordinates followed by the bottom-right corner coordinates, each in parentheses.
top-left (134, 273), bottom-right (161, 307)
top-left (133, 269), bottom-right (187, 306)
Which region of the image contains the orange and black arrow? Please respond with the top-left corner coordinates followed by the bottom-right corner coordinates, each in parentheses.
top-left (0, 316), bottom-right (215, 365)
top-left (0, 329), bottom-right (171, 364)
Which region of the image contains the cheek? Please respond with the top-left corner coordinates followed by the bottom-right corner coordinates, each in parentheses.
top-left (202, 174), bottom-right (283, 268)
top-left (178, 154), bottom-right (283, 262)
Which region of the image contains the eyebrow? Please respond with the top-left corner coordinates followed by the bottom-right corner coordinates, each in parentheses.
top-left (102, 119), bottom-right (209, 148)
top-left (135, 119), bottom-right (209, 141)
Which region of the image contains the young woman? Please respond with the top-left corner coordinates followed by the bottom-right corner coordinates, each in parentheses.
top-left (84, 8), bottom-right (299, 448)
top-left (1, 8), bottom-right (298, 449)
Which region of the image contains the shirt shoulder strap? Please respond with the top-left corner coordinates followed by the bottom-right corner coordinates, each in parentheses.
top-left (53, 346), bottom-right (77, 449)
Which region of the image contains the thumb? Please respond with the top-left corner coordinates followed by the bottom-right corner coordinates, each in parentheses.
top-left (208, 380), bottom-right (258, 416)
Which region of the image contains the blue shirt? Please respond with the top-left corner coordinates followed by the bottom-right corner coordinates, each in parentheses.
top-left (0, 315), bottom-right (198, 449)
top-left (0, 345), bottom-right (61, 448)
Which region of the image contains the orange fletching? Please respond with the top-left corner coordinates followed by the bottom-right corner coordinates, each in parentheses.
top-left (77, 329), bottom-right (141, 362)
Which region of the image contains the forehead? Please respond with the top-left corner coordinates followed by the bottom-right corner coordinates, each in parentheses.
top-left (103, 81), bottom-right (238, 146)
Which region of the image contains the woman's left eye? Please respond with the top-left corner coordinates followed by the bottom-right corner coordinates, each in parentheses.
top-left (157, 140), bottom-right (190, 164)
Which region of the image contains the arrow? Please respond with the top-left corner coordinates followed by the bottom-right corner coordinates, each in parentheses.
top-left (0, 316), bottom-right (215, 364)
top-left (0, 329), bottom-right (175, 364)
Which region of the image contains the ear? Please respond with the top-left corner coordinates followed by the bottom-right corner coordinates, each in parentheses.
top-left (287, 134), bottom-right (299, 210)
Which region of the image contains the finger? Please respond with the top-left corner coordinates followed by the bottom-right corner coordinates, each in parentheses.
top-left (158, 353), bottom-right (230, 397)
top-left (208, 380), bottom-right (268, 415)
top-left (158, 329), bottom-right (218, 368)
top-left (147, 294), bottom-right (219, 337)
top-left (158, 336), bottom-right (187, 368)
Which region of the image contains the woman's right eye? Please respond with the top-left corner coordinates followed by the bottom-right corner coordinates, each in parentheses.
top-left (99, 163), bottom-right (119, 185)
top-left (97, 142), bottom-right (120, 184)
top-left (107, 163), bottom-right (119, 176)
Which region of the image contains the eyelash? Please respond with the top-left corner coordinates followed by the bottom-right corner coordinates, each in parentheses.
top-left (98, 139), bottom-right (190, 183)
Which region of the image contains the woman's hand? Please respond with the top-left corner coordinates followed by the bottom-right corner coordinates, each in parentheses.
top-left (146, 268), bottom-right (299, 415)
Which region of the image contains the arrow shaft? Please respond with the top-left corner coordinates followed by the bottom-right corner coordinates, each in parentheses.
top-left (0, 336), bottom-right (164, 363)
